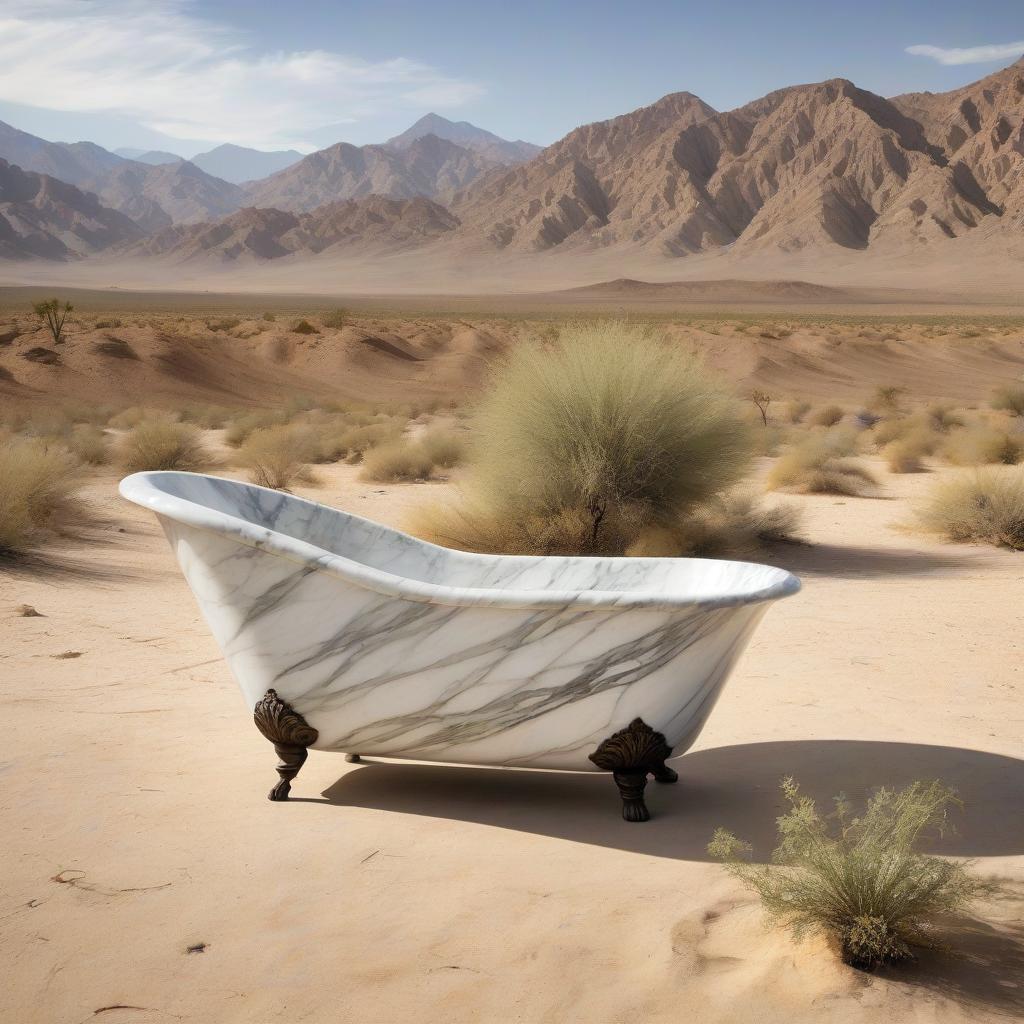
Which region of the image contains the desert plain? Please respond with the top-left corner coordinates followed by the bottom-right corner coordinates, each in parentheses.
top-left (1, 283), bottom-right (1023, 1024)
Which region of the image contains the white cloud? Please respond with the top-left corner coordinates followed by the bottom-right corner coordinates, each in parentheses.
top-left (0, 0), bottom-right (483, 150)
top-left (906, 41), bottom-right (1024, 66)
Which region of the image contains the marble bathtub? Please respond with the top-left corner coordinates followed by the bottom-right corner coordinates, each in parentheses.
top-left (120, 471), bottom-right (800, 820)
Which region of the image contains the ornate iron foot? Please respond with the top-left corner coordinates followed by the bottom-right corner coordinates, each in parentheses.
top-left (253, 689), bottom-right (318, 801)
top-left (589, 718), bottom-right (675, 822)
top-left (345, 753), bottom-right (362, 763)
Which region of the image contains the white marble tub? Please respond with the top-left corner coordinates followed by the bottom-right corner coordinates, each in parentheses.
top-left (120, 471), bottom-right (799, 820)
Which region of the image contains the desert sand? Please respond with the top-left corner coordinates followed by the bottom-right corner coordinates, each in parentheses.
top-left (2, 453), bottom-right (1023, 1024)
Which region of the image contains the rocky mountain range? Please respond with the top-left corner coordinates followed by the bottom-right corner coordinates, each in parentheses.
top-left (2, 60), bottom-right (1023, 264)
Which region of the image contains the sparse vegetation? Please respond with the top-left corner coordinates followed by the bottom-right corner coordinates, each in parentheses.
top-left (0, 438), bottom-right (83, 553)
top-left (32, 298), bottom-right (73, 345)
top-left (943, 424), bottom-right (1023, 466)
top-left (785, 400), bottom-right (811, 424)
top-left (359, 440), bottom-right (435, 483)
top-left (321, 308), bottom-right (349, 329)
top-left (120, 419), bottom-right (207, 472)
top-left (884, 427), bottom-right (937, 473)
top-left (410, 322), bottom-right (752, 554)
top-left (418, 426), bottom-right (466, 469)
top-left (709, 779), bottom-right (990, 971)
top-left (749, 389), bottom-right (772, 426)
top-left (292, 319), bottom-right (319, 335)
top-left (872, 386), bottom-right (906, 412)
top-left (769, 432), bottom-right (878, 496)
top-left (67, 424), bottom-right (110, 465)
top-left (810, 405), bottom-right (845, 427)
top-left (991, 384), bottom-right (1024, 417)
top-left (237, 423), bottom-right (318, 490)
top-left (917, 468), bottom-right (1024, 550)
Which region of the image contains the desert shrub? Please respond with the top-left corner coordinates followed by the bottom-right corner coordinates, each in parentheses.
top-left (0, 438), bottom-right (83, 553)
top-left (237, 423), bottom-right (318, 490)
top-left (709, 779), bottom-right (990, 971)
top-left (769, 433), bottom-right (878, 496)
top-left (625, 492), bottom-right (802, 558)
top-left (419, 427), bottom-right (466, 469)
top-left (67, 424), bottom-right (110, 465)
top-left (785, 400), bottom-right (811, 424)
top-left (359, 440), bottom-right (434, 483)
top-left (94, 317), bottom-right (122, 329)
top-left (871, 385), bottom-right (906, 412)
top-left (991, 384), bottom-right (1024, 417)
top-left (410, 322), bottom-right (752, 554)
top-left (749, 389), bottom-right (772, 426)
top-left (917, 468), bottom-right (1024, 549)
top-left (885, 427), bottom-right (938, 473)
top-left (223, 409), bottom-right (288, 447)
top-left (926, 403), bottom-right (965, 433)
top-left (321, 307), bottom-right (348, 329)
top-left (943, 424), bottom-right (1023, 466)
top-left (873, 416), bottom-right (915, 447)
top-left (32, 298), bottom-right (73, 344)
top-left (205, 317), bottom-right (241, 332)
top-left (178, 403), bottom-right (231, 429)
top-left (120, 419), bottom-right (207, 472)
top-left (262, 311), bottom-right (276, 322)
top-left (810, 404), bottom-right (845, 427)
top-left (317, 420), bottom-right (404, 462)
top-left (292, 319), bottom-right (319, 335)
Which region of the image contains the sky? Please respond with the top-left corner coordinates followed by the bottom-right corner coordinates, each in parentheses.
top-left (0, 0), bottom-right (1022, 157)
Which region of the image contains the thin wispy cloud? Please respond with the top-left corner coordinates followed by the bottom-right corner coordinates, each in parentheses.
top-left (906, 41), bottom-right (1024, 66)
top-left (0, 0), bottom-right (483, 150)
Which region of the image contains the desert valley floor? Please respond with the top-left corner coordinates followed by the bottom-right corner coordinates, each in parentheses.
top-left (2, 291), bottom-right (1024, 1023)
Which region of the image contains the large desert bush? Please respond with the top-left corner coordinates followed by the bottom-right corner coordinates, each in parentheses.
top-left (419, 426), bottom-right (466, 469)
top-left (67, 424), bottom-right (110, 466)
top-left (884, 427), bottom-right (938, 473)
top-left (359, 439), bottom-right (434, 483)
top-left (120, 419), bottom-right (207, 472)
top-left (0, 438), bottom-right (83, 553)
top-left (709, 779), bottom-right (989, 971)
top-left (991, 384), bottom-right (1024, 417)
top-left (917, 468), bottom-right (1024, 550)
top-left (411, 322), bottom-right (752, 554)
top-left (769, 432), bottom-right (878, 496)
top-left (237, 424), bottom-right (318, 490)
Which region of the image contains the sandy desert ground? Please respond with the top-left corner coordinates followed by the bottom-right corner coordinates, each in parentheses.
top-left (2, 452), bottom-right (1023, 1024)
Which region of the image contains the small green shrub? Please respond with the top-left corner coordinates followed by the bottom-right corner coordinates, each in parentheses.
top-left (120, 419), bottom-right (207, 472)
top-left (292, 319), bottom-right (319, 335)
top-left (709, 779), bottom-right (990, 971)
top-left (359, 440), bottom-right (434, 482)
top-left (237, 423), bottom-right (318, 490)
top-left (32, 298), bottom-right (73, 345)
top-left (0, 438), bottom-right (83, 553)
top-left (917, 468), bottom-right (1024, 549)
top-left (991, 385), bottom-right (1024, 417)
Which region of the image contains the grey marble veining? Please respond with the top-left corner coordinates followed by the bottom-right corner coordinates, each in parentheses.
top-left (120, 471), bottom-right (799, 770)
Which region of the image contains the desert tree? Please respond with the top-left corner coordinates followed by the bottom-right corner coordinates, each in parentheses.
top-left (750, 389), bottom-right (772, 426)
top-left (32, 298), bottom-right (74, 345)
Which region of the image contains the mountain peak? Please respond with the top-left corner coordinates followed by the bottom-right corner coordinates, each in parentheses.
top-left (385, 114), bottom-right (541, 163)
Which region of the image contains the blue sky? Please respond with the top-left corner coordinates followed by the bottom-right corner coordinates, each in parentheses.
top-left (0, 0), bottom-right (1022, 156)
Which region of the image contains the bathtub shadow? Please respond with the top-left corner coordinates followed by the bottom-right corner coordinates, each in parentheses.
top-left (319, 740), bottom-right (1024, 862)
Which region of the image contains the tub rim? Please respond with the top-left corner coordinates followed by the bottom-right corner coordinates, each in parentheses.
top-left (120, 470), bottom-right (801, 613)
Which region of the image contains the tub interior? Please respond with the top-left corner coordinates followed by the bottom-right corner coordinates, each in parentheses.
top-left (135, 472), bottom-right (795, 604)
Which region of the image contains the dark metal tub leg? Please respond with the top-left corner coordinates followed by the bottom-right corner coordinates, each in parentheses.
top-left (589, 718), bottom-right (676, 822)
top-left (253, 689), bottom-right (318, 802)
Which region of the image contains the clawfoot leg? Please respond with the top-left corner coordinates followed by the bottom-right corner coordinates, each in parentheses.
top-left (253, 689), bottom-right (318, 802)
top-left (345, 753), bottom-right (362, 763)
top-left (589, 718), bottom-right (675, 822)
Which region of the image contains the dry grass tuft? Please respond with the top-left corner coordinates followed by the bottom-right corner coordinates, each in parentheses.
top-left (292, 319), bottom-right (319, 335)
top-left (120, 419), bottom-right (207, 472)
top-left (991, 384), bottom-right (1024, 417)
top-left (917, 467), bottom-right (1024, 549)
top-left (709, 779), bottom-right (990, 972)
top-left (237, 424), bottom-right (318, 491)
top-left (884, 427), bottom-right (938, 473)
top-left (67, 424), bottom-right (110, 466)
top-left (418, 427), bottom-right (466, 469)
top-left (810, 405), bottom-right (845, 427)
top-left (769, 433), bottom-right (878, 496)
top-left (0, 438), bottom-right (84, 553)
